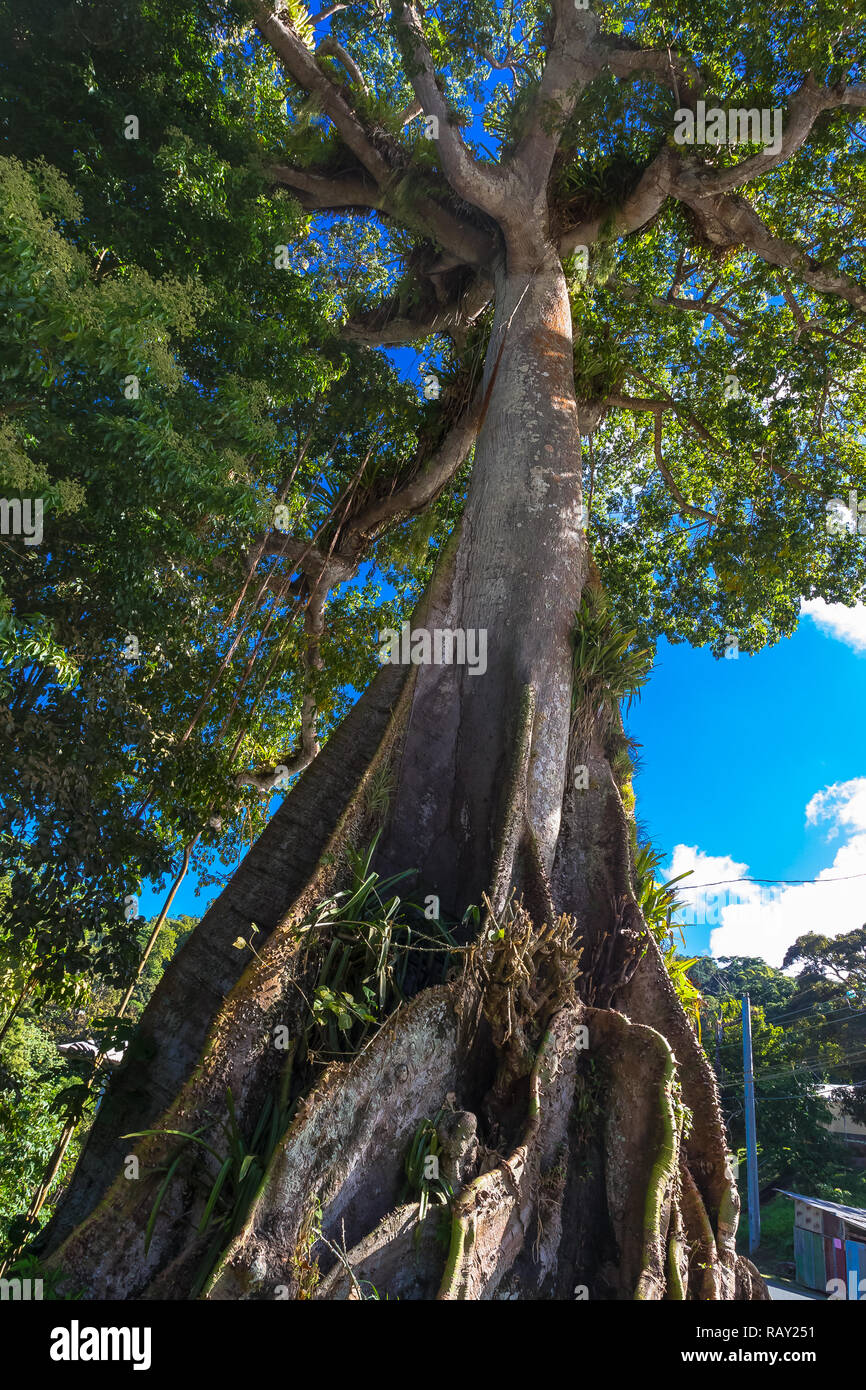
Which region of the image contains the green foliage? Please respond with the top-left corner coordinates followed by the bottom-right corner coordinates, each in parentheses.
top-left (402, 1110), bottom-right (453, 1224)
top-left (0, 914), bottom-right (195, 1254)
top-left (0, 0), bottom-right (444, 1025)
top-left (4, 1252), bottom-right (85, 1300)
top-left (633, 843), bottom-right (692, 932)
top-left (571, 586), bottom-right (653, 748)
top-left (556, 151), bottom-right (653, 218)
top-left (782, 927), bottom-right (866, 1126)
top-left (633, 843), bottom-right (702, 1033)
top-left (692, 954), bottom-right (796, 1013)
top-left (293, 835), bottom-right (458, 1060)
top-left (0, 1012), bottom-right (87, 1249)
top-left (125, 1067), bottom-right (299, 1298)
top-left (783, 926), bottom-right (866, 1008)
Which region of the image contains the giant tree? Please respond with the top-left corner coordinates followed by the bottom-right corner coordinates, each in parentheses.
top-left (37, 0), bottom-right (866, 1300)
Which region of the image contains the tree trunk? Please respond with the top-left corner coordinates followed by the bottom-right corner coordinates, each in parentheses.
top-left (377, 252), bottom-right (585, 917)
top-left (42, 249), bottom-right (766, 1301)
top-left (37, 654), bottom-right (414, 1257)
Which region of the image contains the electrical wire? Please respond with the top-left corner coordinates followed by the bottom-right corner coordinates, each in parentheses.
top-left (675, 872), bottom-right (866, 889)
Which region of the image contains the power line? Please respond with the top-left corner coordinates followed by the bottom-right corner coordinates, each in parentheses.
top-left (722, 1037), bottom-right (866, 1075)
top-left (717, 1000), bottom-right (815, 1029)
top-left (729, 1045), bottom-right (866, 1079)
top-left (675, 872), bottom-right (866, 889)
top-left (761, 1006), bottom-right (866, 1032)
top-left (762, 1000), bottom-right (864, 1026)
top-left (717, 1000), bottom-right (865, 1029)
top-left (721, 1047), bottom-right (866, 1087)
top-left (755, 1086), bottom-right (866, 1099)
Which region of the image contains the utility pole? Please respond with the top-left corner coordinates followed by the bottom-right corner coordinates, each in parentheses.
top-left (742, 994), bottom-right (760, 1256)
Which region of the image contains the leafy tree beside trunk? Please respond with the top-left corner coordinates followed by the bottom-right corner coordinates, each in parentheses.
top-left (6, 0), bottom-right (866, 1299)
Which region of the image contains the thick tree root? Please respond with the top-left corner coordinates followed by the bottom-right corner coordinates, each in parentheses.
top-left (206, 986), bottom-right (464, 1299)
top-left (43, 545), bottom-right (766, 1300)
top-left (619, 934), bottom-right (743, 1298)
top-left (438, 1009), bottom-right (576, 1300)
top-left (183, 996), bottom-right (737, 1300)
top-left (314, 1203), bottom-right (451, 1301)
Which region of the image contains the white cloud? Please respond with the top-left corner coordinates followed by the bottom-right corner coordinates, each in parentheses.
top-left (800, 598), bottom-right (866, 653)
top-left (664, 845), bottom-right (752, 925)
top-left (806, 778), bottom-right (866, 838)
top-left (664, 778), bottom-right (866, 967)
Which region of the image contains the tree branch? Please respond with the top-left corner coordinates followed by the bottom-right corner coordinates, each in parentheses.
top-left (342, 385), bottom-right (483, 540)
top-left (341, 271), bottom-right (491, 347)
top-left (649, 410), bottom-right (718, 523)
top-left (268, 161), bottom-right (380, 211)
top-left (605, 394), bottom-right (719, 523)
top-left (605, 43), bottom-right (705, 106)
top-left (251, 388), bottom-right (481, 619)
top-left (671, 77), bottom-right (866, 200)
top-left (559, 147), bottom-right (677, 256)
top-left (511, 2), bottom-right (605, 189)
top-left (672, 186), bottom-right (866, 314)
top-left (254, 5), bottom-right (503, 266)
top-left (390, 0), bottom-right (508, 216)
top-left (265, 116), bottom-right (495, 264)
top-left (236, 692), bottom-right (319, 791)
top-left (256, 535), bottom-right (357, 588)
top-left (557, 77), bottom-right (866, 262)
top-left (310, 3), bottom-right (348, 22)
top-left (400, 98), bottom-right (422, 125)
top-left (613, 277), bottom-right (747, 335)
top-left (316, 34), bottom-right (368, 95)
top-left (251, 1), bottom-right (392, 183)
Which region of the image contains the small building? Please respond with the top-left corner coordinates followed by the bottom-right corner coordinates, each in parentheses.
top-left (813, 1085), bottom-right (866, 1146)
top-left (777, 1190), bottom-right (866, 1296)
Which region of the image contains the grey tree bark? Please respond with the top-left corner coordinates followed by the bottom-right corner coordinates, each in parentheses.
top-left (377, 253), bottom-right (585, 912)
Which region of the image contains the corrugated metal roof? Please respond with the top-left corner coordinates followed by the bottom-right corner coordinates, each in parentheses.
top-left (776, 1190), bottom-right (866, 1233)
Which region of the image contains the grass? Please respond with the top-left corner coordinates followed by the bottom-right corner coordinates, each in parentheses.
top-left (739, 1192), bottom-right (794, 1276)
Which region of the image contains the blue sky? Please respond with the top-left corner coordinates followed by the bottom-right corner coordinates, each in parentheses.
top-left (634, 601), bottom-right (866, 964)
top-left (631, 613), bottom-right (866, 889)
